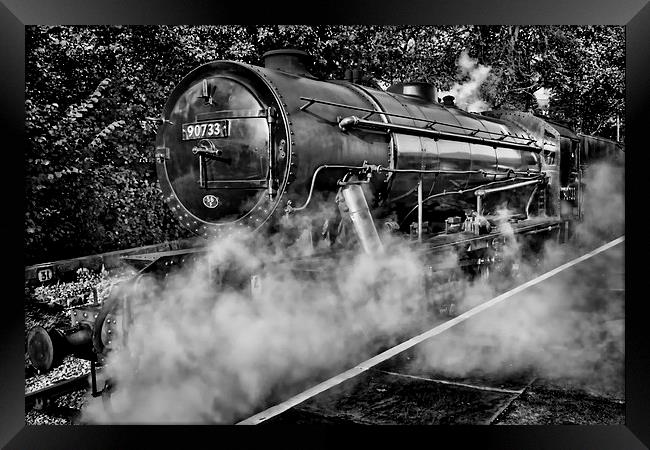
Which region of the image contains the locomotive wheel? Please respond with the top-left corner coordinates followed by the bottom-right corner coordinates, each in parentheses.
top-left (27, 326), bottom-right (73, 372)
top-left (27, 326), bottom-right (57, 372)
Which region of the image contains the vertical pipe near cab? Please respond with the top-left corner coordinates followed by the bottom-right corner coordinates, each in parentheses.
top-left (417, 177), bottom-right (423, 242)
top-left (476, 194), bottom-right (483, 216)
top-left (341, 184), bottom-right (384, 254)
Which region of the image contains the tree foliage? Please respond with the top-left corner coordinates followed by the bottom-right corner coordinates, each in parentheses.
top-left (25, 25), bottom-right (624, 264)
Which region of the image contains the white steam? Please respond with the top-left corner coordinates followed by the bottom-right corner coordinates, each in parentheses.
top-left (82, 161), bottom-right (624, 423)
top-left (82, 228), bottom-right (435, 424)
top-left (439, 50), bottom-right (492, 113)
top-left (412, 161), bottom-right (625, 396)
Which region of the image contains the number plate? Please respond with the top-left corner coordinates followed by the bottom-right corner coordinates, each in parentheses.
top-left (182, 120), bottom-right (230, 140)
top-left (37, 267), bottom-right (53, 282)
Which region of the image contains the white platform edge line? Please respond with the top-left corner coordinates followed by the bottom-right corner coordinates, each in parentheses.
top-left (237, 236), bottom-right (625, 425)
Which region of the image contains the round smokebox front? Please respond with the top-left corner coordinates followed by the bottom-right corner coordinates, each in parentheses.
top-left (155, 62), bottom-right (290, 235)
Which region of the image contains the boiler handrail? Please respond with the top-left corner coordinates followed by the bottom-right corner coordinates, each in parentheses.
top-left (338, 115), bottom-right (541, 152)
top-left (300, 96), bottom-right (538, 146)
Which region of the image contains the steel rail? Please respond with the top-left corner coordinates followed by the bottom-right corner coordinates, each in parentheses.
top-left (25, 371), bottom-right (91, 409)
top-left (485, 377), bottom-right (538, 424)
top-left (236, 235), bottom-right (625, 425)
top-left (372, 369), bottom-right (528, 395)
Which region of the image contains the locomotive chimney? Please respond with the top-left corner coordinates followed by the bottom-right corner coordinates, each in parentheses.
top-left (442, 95), bottom-right (456, 107)
top-left (387, 82), bottom-right (438, 103)
top-left (262, 49), bottom-right (313, 76)
top-left (352, 69), bottom-right (364, 84)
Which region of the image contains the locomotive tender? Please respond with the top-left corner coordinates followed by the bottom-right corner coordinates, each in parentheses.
top-left (28, 49), bottom-right (623, 382)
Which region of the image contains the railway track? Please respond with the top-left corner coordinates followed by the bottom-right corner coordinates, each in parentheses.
top-left (370, 368), bottom-right (538, 425)
top-left (24, 357), bottom-right (107, 424)
top-left (24, 236), bottom-right (624, 425)
top-left (237, 236), bottom-right (625, 425)
top-left (25, 371), bottom-right (91, 411)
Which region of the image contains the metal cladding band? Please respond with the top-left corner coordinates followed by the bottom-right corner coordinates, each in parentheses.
top-left (339, 116), bottom-right (540, 152)
top-left (236, 235), bottom-right (625, 425)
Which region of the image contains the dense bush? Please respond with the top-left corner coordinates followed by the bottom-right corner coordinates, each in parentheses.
top-left (25, 25), bottom-right (624, 264)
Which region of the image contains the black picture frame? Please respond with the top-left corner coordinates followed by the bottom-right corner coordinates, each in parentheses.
top-left (2, 1), bottom-right (648, 448)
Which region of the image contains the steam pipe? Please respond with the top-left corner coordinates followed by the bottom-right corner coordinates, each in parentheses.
top-left (475, 179), bottom-right (543, 217)
top-left (399, 175), bottom-right (546, 227)
top-left (417, 177), bottom-right (423, 242)
top-left (339, 116), bottom-right (540, 152)
top-left (525, 185), bottom-right (539, 218)
top-left (474, 179), bottom-right (543, 196)
top-left (405, 166), bottom-right (531, 177)
top-left (292, 165), bottom-right (541, 214)
top-left (378, 167), bottom-right (540, 176)
top-left (340, 184), bottom-right (384, 254)
top-left (289, 162), bottom-right (544, 216)
top-left (288, 164), bottom-right (367, 212)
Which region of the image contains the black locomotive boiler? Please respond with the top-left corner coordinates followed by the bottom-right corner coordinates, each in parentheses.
top-left (27, 49), bottom-right (624, 382)
top-left (156, 49), bottom-right (547, 240)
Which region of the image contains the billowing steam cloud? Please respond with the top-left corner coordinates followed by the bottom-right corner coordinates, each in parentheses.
top-left (412, 161), bottom-right (625, 396)
top-left (576, 161), bottom-right (625, 245)
top-left (438, 50), bottom-right (492, 113)
top-left (82, 226), bottom-right (436, 424)
top-left (82, 161), bottom-right (624, 423)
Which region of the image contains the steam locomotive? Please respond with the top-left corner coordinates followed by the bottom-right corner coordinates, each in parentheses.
top-left (27, 49), bottom-right (624, 386)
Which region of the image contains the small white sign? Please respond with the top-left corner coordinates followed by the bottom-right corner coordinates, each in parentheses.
top-left (37, 267), bottom-right (53, 282)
